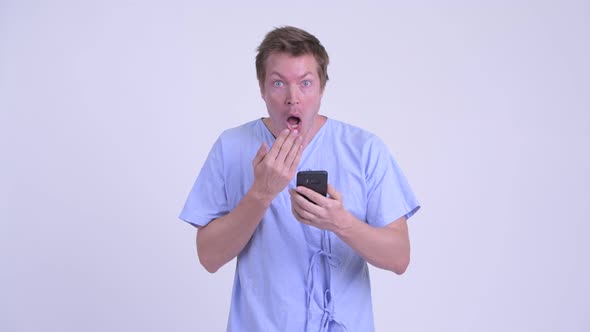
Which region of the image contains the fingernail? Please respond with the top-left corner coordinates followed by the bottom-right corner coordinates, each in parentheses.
top-left (293, 130), bottom-right (299, 135)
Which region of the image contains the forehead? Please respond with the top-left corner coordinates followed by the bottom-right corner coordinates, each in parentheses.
top-left (264, 53), bottom-right (319, 78)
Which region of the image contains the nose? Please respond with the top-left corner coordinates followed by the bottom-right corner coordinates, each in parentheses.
top-left (286, 86), bottom-right (300, 105)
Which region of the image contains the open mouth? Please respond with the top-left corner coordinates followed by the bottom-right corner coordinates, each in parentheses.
top-left (287, 116), bottom-right (301, 130)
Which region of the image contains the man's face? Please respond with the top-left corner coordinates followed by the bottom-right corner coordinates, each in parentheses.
top-left (260, 53), bottom-right (323, 143)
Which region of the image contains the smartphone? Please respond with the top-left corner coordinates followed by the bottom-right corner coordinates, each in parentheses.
top-left (296, 170), bottom-right (328, 203)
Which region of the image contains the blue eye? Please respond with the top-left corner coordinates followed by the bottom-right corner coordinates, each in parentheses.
top-left (273, 81), bottom-right (284, 87)
top-left (302, 80), bottom-right (311, 87)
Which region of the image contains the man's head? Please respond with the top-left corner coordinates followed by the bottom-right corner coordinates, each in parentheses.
top-left (255, 26), bottom-right (330, 146)
top-left (256, 26), bottom-right (329, 91)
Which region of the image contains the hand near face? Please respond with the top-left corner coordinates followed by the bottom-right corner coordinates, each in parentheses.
top-left (289, 184), bottom-right (353, 231)
top-left (250, 128), bottom-right (303, 202)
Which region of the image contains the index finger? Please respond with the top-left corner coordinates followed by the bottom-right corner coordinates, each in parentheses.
top-left (276, 130), bottom-right (299, 163)
top-left (266, 128), bottom-right (290, 161)
top-left (295, 186), bottom-right (328, 208)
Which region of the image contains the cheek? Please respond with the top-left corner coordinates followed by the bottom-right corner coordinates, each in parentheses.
top-left (305, 94), bottom-right (322, 109)
top-left (303, 88), bottom-right (321, 101)
top-left (268, 86), bottom-right (286, 96)
top-left (263, 91), bottom-right (278, 104)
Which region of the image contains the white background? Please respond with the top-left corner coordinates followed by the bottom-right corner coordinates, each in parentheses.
top-left (1, 1), bottom-right (589, 331)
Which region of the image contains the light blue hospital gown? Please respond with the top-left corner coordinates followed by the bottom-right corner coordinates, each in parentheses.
top-left (180, 118), bottom-right (420, 332)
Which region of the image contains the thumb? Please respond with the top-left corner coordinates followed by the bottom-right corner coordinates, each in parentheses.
top-left (327, 184), bottom-right (342, 201)
top-left (252, 142), bottom-right (268, 166)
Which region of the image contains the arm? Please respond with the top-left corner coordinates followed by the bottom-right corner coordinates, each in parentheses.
top-left (333, 214), bottom-right (409, 274)
top-left (197, 129), bottom-right (303, 273)
top-left (196, 189), bottom-right (272, 273)
top-left (289, 185), bottom-right (410, 274)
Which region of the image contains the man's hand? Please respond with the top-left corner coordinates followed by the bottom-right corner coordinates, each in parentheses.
top-left (289, 184), bottom-right (353, 232)
top-left (290, 183), bottom-right (411, 274)
top-left (250, 128), bottom-right (303, 203)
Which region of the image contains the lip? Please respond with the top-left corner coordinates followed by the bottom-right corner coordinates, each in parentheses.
top-left (287, 123), bottom-right (300, 131)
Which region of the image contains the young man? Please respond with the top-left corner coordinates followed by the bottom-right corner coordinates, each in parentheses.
top-left (180, 26), bottom-right (420, 332)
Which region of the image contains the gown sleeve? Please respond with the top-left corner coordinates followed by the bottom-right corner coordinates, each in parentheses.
top-left (364, 136), bottom-right (420, 227)
top-left (179, 137), bottom-right (230, 227)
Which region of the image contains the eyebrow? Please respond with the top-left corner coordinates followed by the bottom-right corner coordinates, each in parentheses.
top-left (269, 71), bottom-right (314, 79)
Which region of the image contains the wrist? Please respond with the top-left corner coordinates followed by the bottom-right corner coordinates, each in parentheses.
top-left (246, 185), bottom-right (274, 207)
top-left (332, 210), bottom-right (356, 236)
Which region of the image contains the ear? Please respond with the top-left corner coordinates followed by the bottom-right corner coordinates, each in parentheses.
top-left (319, 81), bottom-right (327, 97)
top-left (259, 83), bottom-right (266, 100)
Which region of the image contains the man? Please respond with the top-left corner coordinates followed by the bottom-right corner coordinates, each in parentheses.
top-left (180, 26), bottom-right (420, 331)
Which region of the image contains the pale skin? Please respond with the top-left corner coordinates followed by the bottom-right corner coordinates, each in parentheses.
top-left (196, 52), bottom-right (410, 274)
top-left (289, 185), bottom-right (410, 273)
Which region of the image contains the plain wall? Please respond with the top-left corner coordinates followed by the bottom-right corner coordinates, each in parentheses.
top-left (1, 1), bottom-right (589, 331)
